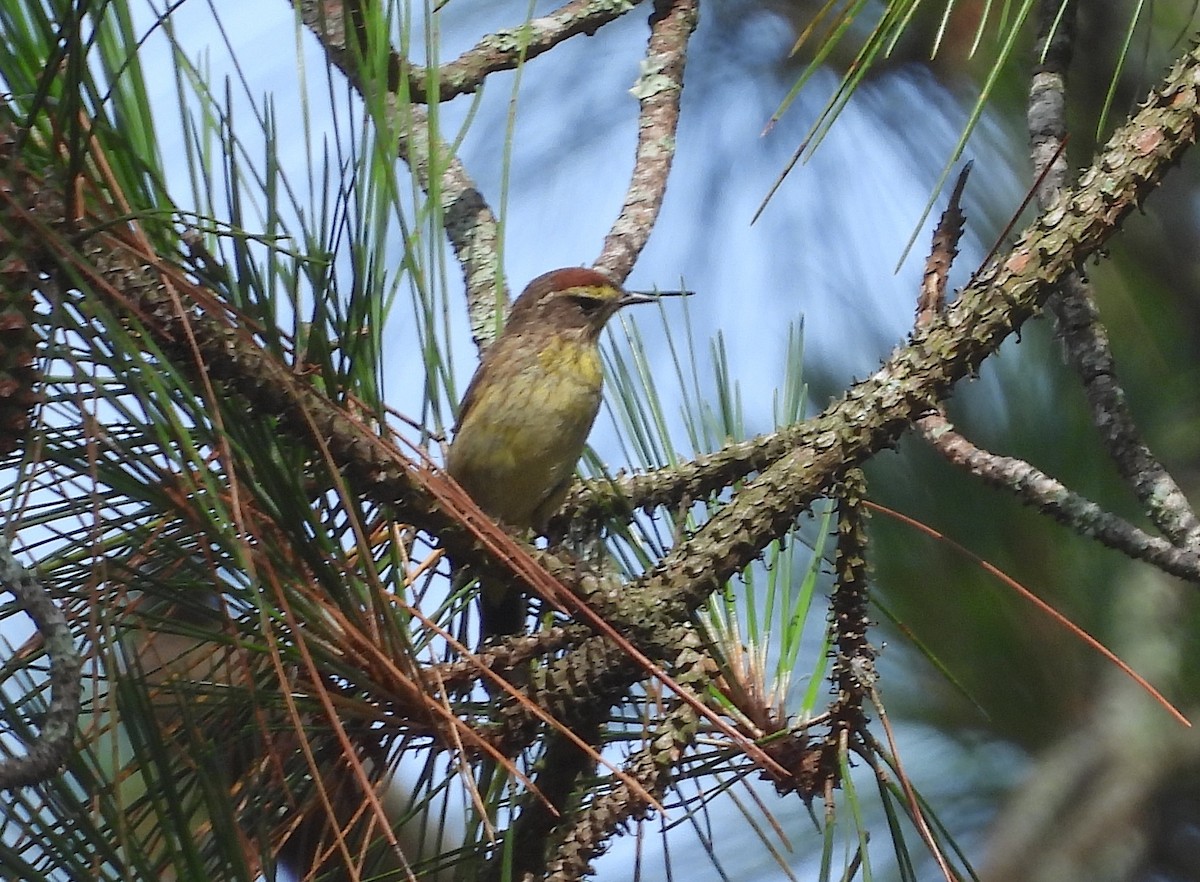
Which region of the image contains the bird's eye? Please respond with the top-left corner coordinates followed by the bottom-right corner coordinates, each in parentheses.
top-left (569, 292), bottom-right (606, 313)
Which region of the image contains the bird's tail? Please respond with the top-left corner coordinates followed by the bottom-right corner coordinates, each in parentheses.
top-left (479, 583), bottom-right (525, 643)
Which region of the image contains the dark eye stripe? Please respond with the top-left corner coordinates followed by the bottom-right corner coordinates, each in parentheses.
top-left (570, 292), bottom-right (606, 312)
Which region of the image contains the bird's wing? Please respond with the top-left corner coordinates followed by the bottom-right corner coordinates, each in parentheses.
top-left (451, 340), bottom-right (507, 435)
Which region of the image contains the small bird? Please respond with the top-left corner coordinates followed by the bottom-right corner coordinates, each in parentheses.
top-left (447, 267), bottom-right (681, 640)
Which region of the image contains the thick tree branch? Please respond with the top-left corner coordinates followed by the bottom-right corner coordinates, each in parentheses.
top-left (545, 702), bottom-right (699, 881)
top-left (624, 36), bottom-right (1200, 617)
top-left (484, 711), bottom-right (608, 882)
top-left (561, 39), bottom-right (1200, 559)
top-left (912, 158), bottom-right (1200, 580)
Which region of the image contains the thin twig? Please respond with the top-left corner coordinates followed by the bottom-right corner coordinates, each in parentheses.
top-left (396, 0), bottom-right (639, 104)
top-left (594, 0), bottom-right (699, 281)
top-left (1028, 0), bottom-right (1200, 548)
top-left (294, 0), bottom-right (506, 349)
top-left (0, 538), bottom-right (82, 790)
top-left (920, 413), bottom-right (1200, 581)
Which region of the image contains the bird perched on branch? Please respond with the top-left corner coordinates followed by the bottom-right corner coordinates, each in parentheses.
top-left (447, 267), bottom-right (685, 641)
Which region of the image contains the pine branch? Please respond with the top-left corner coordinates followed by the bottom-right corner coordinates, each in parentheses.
top-left (560, 39), bottom-right (1200, 581)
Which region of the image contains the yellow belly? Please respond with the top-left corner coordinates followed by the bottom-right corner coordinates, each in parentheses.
top-left (447, 338), bottom-right (603, 530)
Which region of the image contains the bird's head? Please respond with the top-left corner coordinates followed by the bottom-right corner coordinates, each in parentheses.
top-left (505, 267), bottom-right (666, 340)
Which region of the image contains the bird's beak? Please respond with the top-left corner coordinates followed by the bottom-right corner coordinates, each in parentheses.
top-left (619, 288), bottom-right (693, 307)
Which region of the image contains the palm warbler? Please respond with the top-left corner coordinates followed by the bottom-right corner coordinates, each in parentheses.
top-left (447, 267), bottom-right (678, 640)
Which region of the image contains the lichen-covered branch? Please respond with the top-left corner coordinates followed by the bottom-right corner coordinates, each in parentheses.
top-left (921, 412), bottom-right (1200, 580)
top-left (294, 0), bottom-right (506, 349)
top-left (395, 0), bottom-right (639, 104)
top-left (0, 538), bottom-right (81, 790)
top-left (912, 152), bottom-right (1200, 580)
top-left (594, 0), bottom-right (697, 281)
top-left (1028, 0), bottom-right (1200, 548)
top-left (561, 39), bottom-right (1200, 592)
